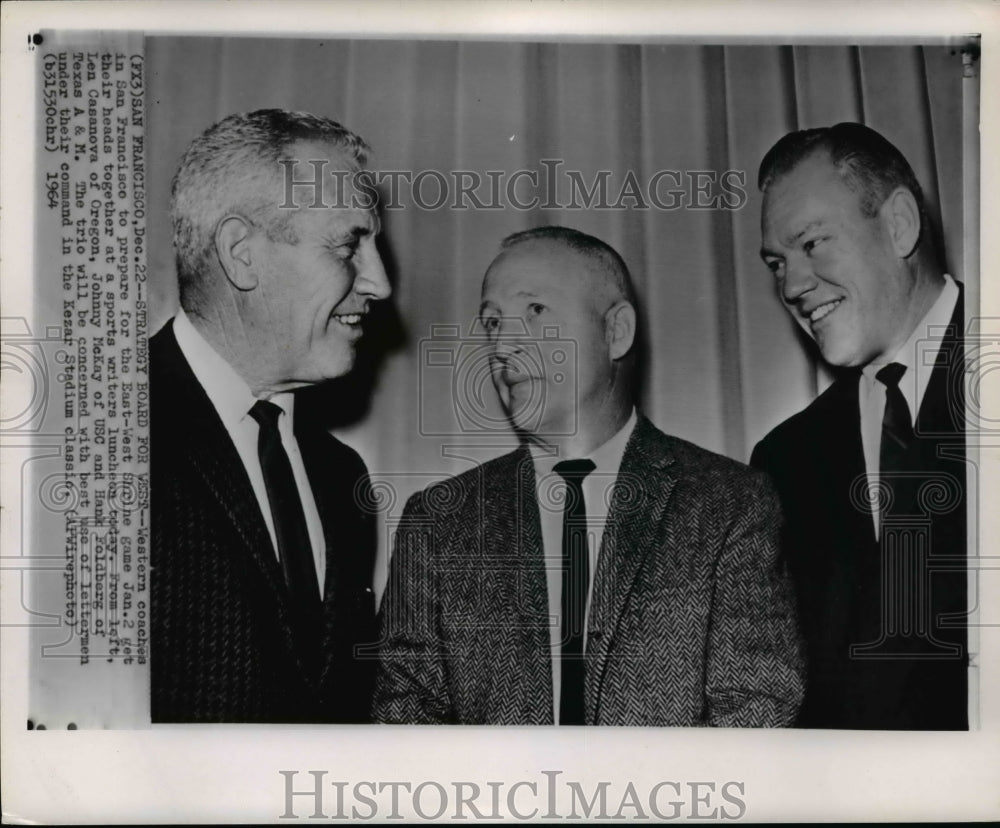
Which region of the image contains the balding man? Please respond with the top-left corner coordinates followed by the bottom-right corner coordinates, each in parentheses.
top-left (373, 226), bottom-right (804, 726)
top-left (151, 109), bottom-right (391, 722)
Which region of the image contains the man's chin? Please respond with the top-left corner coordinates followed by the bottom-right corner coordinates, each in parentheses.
top-left (506, 406), bottom-right (539, 435)
top-left (816, 339), bottom-right (864, 370)
top-left (502, 383), bottom-right (538, 423)
top-left (310, 352), bottom-right (355, 384)
top-left (509, 411), bottom-right (575, 441)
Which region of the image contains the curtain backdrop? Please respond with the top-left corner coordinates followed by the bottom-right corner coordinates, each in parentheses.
top-left (145, 38), bottom-right (972, 594)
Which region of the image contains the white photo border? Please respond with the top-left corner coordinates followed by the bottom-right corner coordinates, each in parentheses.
top-left (2, 1), bottom-right (998, 823)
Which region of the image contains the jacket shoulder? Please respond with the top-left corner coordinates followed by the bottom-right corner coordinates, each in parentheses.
top-left (657, 429), bottom-right (776, 498)
top-left (753, 376), bottom-right (855, 457)
top-left (635, 416), bottom-right (771, 493)
top-left (149, 318), bottom-right (182, 374)
top-left (405, 448), bottom-right (527, 517)
top-left (303, 428), bottom-right (370, 486)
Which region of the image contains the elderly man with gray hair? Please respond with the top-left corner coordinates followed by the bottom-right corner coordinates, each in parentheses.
top-left (151, 109), bottom-right (391, 722)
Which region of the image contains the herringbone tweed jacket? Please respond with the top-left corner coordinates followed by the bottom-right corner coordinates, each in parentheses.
top-left (151, 319), bottom-right (377, 723)
top-left (373, 415), bottom-right (804, 726)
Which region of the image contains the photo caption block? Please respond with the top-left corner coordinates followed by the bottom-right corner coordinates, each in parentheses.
top-left (15, 30), bottom-right (149, 729)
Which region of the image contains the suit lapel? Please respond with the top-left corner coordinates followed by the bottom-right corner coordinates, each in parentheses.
top-left (156, 322), bottom-right (305, 674)
top-left (511, 448), bottom-right (554, 721)
top-left (484, 448), bottom-right (553, 723)
top-left (915, 284), bottom-right (964, 437)
top-left (586, 416), bottom-right (677, 722)
top-left (512, 447), bottom-right (550, 627)
top-left (296, 424), bottom-right (340, 678)
top-left (827, 377), bottom-right (873, 545)
top-left (296, 421), bottom-right (375, 688)
top-left (811, 377), bottom-right (876, 656)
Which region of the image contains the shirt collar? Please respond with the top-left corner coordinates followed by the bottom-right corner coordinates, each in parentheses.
top-left (866, 274), bottom-right (958, 377)
top-left (173, 309), bottom-right (295, 430)
top-left (530, 408), bottom-right (638, 479)
top-left (861, 274), bottom-right (958, 396)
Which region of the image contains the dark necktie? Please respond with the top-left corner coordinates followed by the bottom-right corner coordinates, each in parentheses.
top-left (249, 400), bottom-right (322, 631)
top-left (553, 458), bottom-right (596, 726)
top-left (876, 362), bottom-right (914, 470)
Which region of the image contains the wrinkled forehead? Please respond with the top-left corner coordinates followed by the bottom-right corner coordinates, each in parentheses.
top-left (284, 197), bottom-right (381, 239)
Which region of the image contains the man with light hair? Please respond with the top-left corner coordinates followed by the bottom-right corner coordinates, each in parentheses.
top-left (151, 109), bottom-right (391, 722)
top-left (752, 123), bottom-right (967, 729)
top-left (374, 226), bottom-right (804, 726)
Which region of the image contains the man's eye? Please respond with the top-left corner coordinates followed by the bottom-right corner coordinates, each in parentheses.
top-left (528, 303), bottom-right (546, 316)
top-left (765, 259), bottom-right (784, 278)
top-left (480, 316), bottom-right (500, 332)
top-left (330, 241), bottom-right (359, 259)
top-left (803, 237), bottom-right (826, 254)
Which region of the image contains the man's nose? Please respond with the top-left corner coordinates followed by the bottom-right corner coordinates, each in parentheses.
top-left (489, 320), bottom-right (530, 366)
top-left (781, 255), bottom-right (816, 304)
top-left (491, 316), bottom-right (530, 350)
top-left (356, 246), bottom-right (392, 301)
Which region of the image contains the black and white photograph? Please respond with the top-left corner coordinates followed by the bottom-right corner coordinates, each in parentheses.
top-left (2, 0), bottom-right (998, 823)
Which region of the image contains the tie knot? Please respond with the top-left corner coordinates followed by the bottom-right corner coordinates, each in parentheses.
top-left (249, 399), bottom-right (283, 431)
top-left (876, 362), bottom-right (907, 389)
top-left (553, 458), bottom-right (596, 482)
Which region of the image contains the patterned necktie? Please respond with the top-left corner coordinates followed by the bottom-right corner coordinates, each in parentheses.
top-left (553, 458), bottom-right (596, 726)
top-left (249, 400), bottom-right (322, 624)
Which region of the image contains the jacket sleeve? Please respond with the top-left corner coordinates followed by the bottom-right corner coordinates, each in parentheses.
top-left (705, 470), bottom-right (805, 727)
top-left (371, 492), bottom-right (452, 724)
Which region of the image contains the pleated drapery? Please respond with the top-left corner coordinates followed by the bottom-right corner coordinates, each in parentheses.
top-left (146, 39), bottom-right (973, 594)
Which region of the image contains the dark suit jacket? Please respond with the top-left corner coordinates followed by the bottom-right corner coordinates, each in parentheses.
top-left (150, 319), bottom-right (376, 723)
top-left (372, 415), bottom-right (804, 726)
top-left (751, 292), bottom-right (967, 730)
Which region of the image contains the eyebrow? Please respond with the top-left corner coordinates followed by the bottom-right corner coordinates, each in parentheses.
top-left (477, 290), bottom-right (543, 313)
top-left (352, 210), bottom-right (380, 237)
top-left (760, 219), bottom-right (826, 259)
top-left (336, 212), bottom-right (380, 244)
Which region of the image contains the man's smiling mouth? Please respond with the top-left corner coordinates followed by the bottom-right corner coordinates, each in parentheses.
top-left (332, 312), bottom-right (364, 326)
top-left (808, 299), bottom-right (843, 325)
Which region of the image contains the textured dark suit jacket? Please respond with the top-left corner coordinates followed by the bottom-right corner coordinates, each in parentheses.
top-left (150, 319), bottom-right (376, 723)
top-left (373, 416), bottom-right (804, 726)
top-left (751, 292), bottom-right (967, 730)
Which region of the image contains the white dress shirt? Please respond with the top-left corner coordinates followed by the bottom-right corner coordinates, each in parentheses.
top-left (531, 408), bottom-right (638, 723)
top-left (859, 275), bottom-right (959, 539)
top-left (173, 311), bottom-right (327, 594)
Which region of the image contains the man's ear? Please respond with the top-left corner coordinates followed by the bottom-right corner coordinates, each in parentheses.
top-left (215, 215), bottom-right (258, 290)
top-left (605, 300), bottom-right (637, 360)
top-left (880, 186), bottom-right (921, 259)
